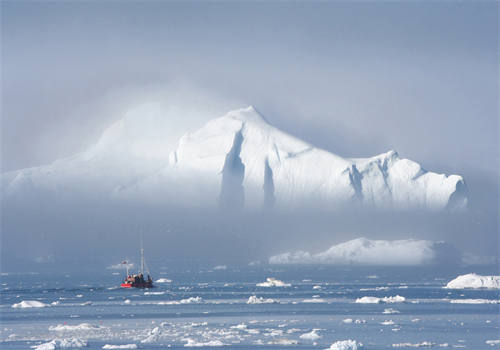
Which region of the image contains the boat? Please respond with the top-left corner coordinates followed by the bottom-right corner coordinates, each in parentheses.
top-left (121, 242), bottom-right (153, 288)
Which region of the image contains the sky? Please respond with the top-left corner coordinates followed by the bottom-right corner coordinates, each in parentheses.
top-left (1, 1), bottom-right (498, 269)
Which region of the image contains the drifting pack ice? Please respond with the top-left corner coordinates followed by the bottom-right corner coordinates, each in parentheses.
top-left (2, 106), bottom-right (467, 211)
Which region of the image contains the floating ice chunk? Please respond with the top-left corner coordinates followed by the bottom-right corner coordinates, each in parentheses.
top-left (12, 300), bottom-right (48, 308)
top-left (313, 285), bottom-right (322, 289)
top-left (445, 274), bottom-right (500, 289)
top-left (486, 340), bottom-right (500, 345)
top-left (300, 329), bottom-right (322, 340)
top-left (343, 318), bottom-right (353, 324)
top-left (144, 291), bottom-right (165, 295)
top-left (213, 265), bottom-right (227, 270)
top-left (184, 338), bottom-right (225, 347)
top-left (31, 338), bottom-right (87, 349)
top-left (302, 298), bottom-right (326, 303)
top-left (355, 295), bottom-right (405, 304)
top-left (157, 296), bottom-right (203, 305)
top-left (230, 323), bottom-right (247, 330)
top-left (381, 320), bottom-right (395, 325)
top-left (141, 327), bottom-right (160, 343)
top-left (256, 277), bottom-right (291, 287)
top-left (449, 299), bottom-right (500, 304)
top-left (124, 299), bottom-right (131, 304)
top-left (324, 340), bottom-right (363, 350)
top-left (267, 338), bottom-right (299, 345)
top-left (102, 345), bottom-right (138, 349)
top-left (383, 308), bottom-right (400, 314)
top-left (155, 278), bottom-right (172, 283)
top-left (392, 342), bottom-right (435, 347)
top-left (247, 295), bottom-right (278, 304)
top-left (49, 323), bottom-right (102, 331)
top-left (81, 301), bottom-right (92, 306)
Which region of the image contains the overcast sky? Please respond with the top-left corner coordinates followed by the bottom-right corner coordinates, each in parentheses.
top-left (1, 1), bottom-right (498, 268)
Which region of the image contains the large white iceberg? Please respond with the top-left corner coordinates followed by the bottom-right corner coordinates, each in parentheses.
top-left (269, 237), bottom-right (457, 266)
top-left (445, 273), bottom-right (500, 289)
top-left (2, 105), bottom-right (467, 212)
top-left (12, 300), bottom-right (48, 308)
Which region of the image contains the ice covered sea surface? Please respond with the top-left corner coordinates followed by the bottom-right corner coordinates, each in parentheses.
top-left (1, 265), bottom-right (499, 349)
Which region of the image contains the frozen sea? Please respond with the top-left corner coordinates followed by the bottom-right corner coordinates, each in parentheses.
top-left (1, 264), bottom-right (499, 349)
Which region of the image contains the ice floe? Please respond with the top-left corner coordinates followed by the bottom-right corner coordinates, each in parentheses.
top-left (256, 278), bottom-right (291, 287)
top-left (184, 338), bottom-right (225, 347)
top-left (355, 295), bottom-right (405, 304)
top-left (155, 278), bottom-right (172, 283)
top-left (157, 296), bottom-right (203, 305)
top-left (49, 323), bottom-right (102, 331)
top-left (247, 295), bottom-right (278, 304)
top-left (392, 342), bottom-right (437, 347)
top-left (325, 339), bottom-right (363, 350)
top-left (300, 329), bottom-right (322, 340)
top-left (383, 308), bottom-right (400, 314)
top-left (302, 298), bottom-right (326, 303)
top-left (12, 300), bottom-right (48, 308)
top-left (102, 345), bottom-right (138, 349)
top-left (486, 340), bottom-right (500, 346)
top-left (445, 273), bottom-right (500, 289)
top-left (31, 338), bottom-right (87, 349)
top-left (449, 299), bottom-right (500, 304)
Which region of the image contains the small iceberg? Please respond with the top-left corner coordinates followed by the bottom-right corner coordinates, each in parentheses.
top-left (12, 300), bottom-right (48, 308)
top-left (300, 329), bottom-right (322, 340)
top-left (102, 345), bottom-right (138, 349)
top-left (355, 295), bottom-right (405, 304)
top-left (256, 277), bottom-right (291, 287)
top-left (155, 278), bottom-right (172, 283)
top-left (247, 295), bottom-right (278, 304)
top-left (324, 339), bottom-right (363, 350)
top-left (31, 338), bottom-right (87, 350)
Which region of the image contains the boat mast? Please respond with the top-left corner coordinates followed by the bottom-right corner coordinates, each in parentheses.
top-left (140, 238), bottom-right (144, 275)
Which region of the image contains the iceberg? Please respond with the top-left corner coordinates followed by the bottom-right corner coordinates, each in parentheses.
top-left (269, 238), bottom-right (457, 266)
top-left (3, 106), bottom-right (467, 212)
top-left (444, 273), bottom-right (500, 289)
top-left (300, 329), bottom-right (322, 340)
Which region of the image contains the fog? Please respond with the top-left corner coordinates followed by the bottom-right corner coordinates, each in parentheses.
top-left (1, 1), bottom-right (498, 271)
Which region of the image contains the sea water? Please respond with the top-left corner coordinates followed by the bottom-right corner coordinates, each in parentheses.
top-left (1, 265), bottom-right (499, 349)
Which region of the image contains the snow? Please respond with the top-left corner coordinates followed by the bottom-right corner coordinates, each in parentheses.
top-left (445, 273), bottom-right (500, 289)
top-left (356, 295), bottom-right (405, 304)
top-left (12, 300), bottom-right (48, 308)
top-left (325, 340), bottom-right (363, 350)
top-left (31, 338), bottom-right (87, 350)
top-left (270, 238), bottom-right (453, 266)
top-left (300, 329), bottom-right (322, 340)
top-left (247, 295), bottom-right (278, 304)
top-left (3, 106), bottom-right (467, 212)
top-left (102, 345), bottom-right (137, 350)
top-left (155, 278), bottom-right (172, 283)
top-left (256, 277), bottom-right (291, 287)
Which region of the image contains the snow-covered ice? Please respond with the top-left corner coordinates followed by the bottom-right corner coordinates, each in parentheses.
top-left (355, 295), bottom-right (405, 304)
top-left (31, 338), bottom-right (87, 350)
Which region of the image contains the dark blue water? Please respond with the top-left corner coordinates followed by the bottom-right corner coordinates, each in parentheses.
top-left (1, 265), bottom-right (499, 349)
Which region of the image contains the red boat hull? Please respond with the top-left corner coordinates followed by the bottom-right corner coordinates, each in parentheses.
top-left (121, 281), bottom-right (153, 289)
